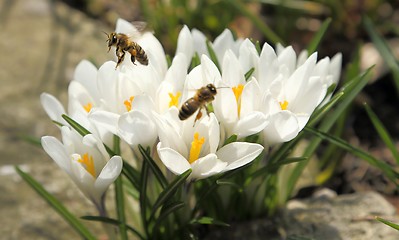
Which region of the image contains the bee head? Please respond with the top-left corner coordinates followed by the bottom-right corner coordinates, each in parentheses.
top-left (206, 84), bottom-right (217, 94)
top-left (103, 32), bottom-right (118, 51)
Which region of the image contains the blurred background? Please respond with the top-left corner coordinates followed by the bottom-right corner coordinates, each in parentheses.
top-left (1, 0), bottom-right (398, 239)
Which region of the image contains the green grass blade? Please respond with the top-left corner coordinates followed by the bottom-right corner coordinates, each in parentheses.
top-left (138, 145), bottom-right (168, 189)
top-left (15, 166), bottom-right (96, 240)
top-left (139, 160), bottom-right (150, 239)
top-left (363, 16), bottom-right (399, 95)
top-left (152, 201), bottom-right (185, 239)
top-left (206, 40), bottom-right (221, 71)
top-left (308, 92), bottom-right (344, 126)
top-left (190, 216), bottom-right (230, 227)
top-left (376, 217), bottom-right (399, 231)
top-left (245, 67), bottom-right (255, 81)
top-left (307, 18), bottom-right (332, 54)
top-left (190, 52), bottom-right (201, 70)
top-left (82, 216), bottom-right (145, 240)
top-left (223, 134), bottom-right (238, 146)
top-left (62, 114), bottom-right (91, 136)
top-left (364, 103), bottom-right (399, 164)
top-left (149, 169), bottom-right (192, 221)
top-left (113, 136), bottom-right (128, 240)
top-left (304, 127), bottom-right (399, 183)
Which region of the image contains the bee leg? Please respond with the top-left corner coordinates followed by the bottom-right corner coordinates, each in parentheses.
top-left (115, 47), bottom-right (125, 69)
top-left (205, 104), bottom-right (212, 117)
top-left (130, 55), bottom-right (137, 65)
top-left (193, 109), bottom-right (203, 126)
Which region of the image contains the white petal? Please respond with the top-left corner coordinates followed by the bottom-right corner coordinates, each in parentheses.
top-left (239, 39), bottom-right (259, 75)
top-left (217, 142), bottom-right (263, 171)
top-left (190, 154), bottom-right (226, 179)
top-left (277, 46), bottom-right (296, 75)
top-left (94, 156), bottom-right (123, 198)
top-left (258, 42), bottom-right (278, 89)
top-left (222, 50), bottom-right (244, 86)
top-left (73, 60), bottom-right (99, 102)
top-left (234, 112), bottom-right (269, 139)
top-left (263, 111), bottom-right (299, 145)
top-left (97, 61), bottom-right (118, 109)
top-left (176, 25), bottom-right (194, 65)
top-left (201, 55), bottom-right (222, 85)
top-left (89, 110), bottom-right (119, 135)
top-left (330, 53), bottom-right (342, 85)
top-left (213, 29), bottom-right (235, 62)
top-left (40, 93), bottom-right (67, 124)
top-left (192, 29), bottom-right (208, 57)
top-left (157, 143), bottom-right (191, 175)
top-left (118, 110), bottom-right (157, 147)
top-left (240, 78), bottom-right (261, 116)
top-left (41, 136), bottom-right (71, 174)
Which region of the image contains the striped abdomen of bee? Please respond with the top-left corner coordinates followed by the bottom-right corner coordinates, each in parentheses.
top-left (178, 84), bottom-right (217, 122)
top-left (126, 42), bottom-right (148, 66)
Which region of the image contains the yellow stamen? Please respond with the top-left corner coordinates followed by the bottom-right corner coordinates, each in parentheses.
top-left (188, 132), bottom-right (205, 164)
top-left (279, 100), bottom-right (289, 110)
top-left (232, 84), bottom-right (244, 116)
top-left (83, 102), bottom-right (93, 113)
top-left (124, 96), bottom-right (135, 112)
top-left (77, 153), bottom-right (96, 177)
top-left (168, 91), bottom-right (181, 108)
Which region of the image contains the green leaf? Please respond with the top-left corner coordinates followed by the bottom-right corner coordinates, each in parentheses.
top-left (149, 169), bottom-right (192, 221)
top-left (62, 114), bottom-right (91, 136)
top-left (245, 67), bottom-right (255, 81)
top-left (190, 216), bottom-right (230, 227)
top-left (152, 201), bottom-right (185, 237)
top-left (364, 103), bottom-right (399, 164)
top-left (52, 120), bottom-right (65, 127)
top-left (19, 134), bottom-right (42, 146)
top-left (206, 40), bottom-right (221, 71)
top-left (15, 166), bottom-right (96, 240)
top-left (255, 40), bottom-right (262, 55)
top-left (166, 54), bottom-right (172, 68)
top-left (223, 134), bottom-right (238, 146)
top-left (308, 91), bottom-right (343, 126)
top-left (216, 179), bottom-right (243, 192)
top-left (139, 160), bottom-right (150, 238)
top-left (363, 16), bottom-right (399, 95)
top-left (82, 216), bottom-right (145, 240)
top-left (376, 216), bottom-right (399, 231)
top-left (307, 18), bottom-right (332, 54)
top-left (190, 52), bottom-right (201, 70)
top-left (138, 145), bottom-right (168, 189)
top-left (113, 136), bottom-right (128, 240)
top-left (304, 127), bottom-right (399, 183)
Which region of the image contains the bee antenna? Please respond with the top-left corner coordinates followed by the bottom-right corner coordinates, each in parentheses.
top-left (102, 31), bottom-right (110, 41)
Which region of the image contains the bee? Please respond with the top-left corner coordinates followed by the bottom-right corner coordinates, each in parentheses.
top-left (105, 32), bottom-right (149, 69)
top-left (179, 84), bottom-right (217, 123)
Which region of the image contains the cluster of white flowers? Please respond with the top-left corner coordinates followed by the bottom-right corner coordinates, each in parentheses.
top-left (41, 19), bottom-right (341, 206)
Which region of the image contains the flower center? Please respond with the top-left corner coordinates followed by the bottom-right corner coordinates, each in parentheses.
top-left (83, 102), bottom-right (93, 113)
top-left (77, 153), bottom-right (96, 178)
top-left (189, 132), bottom-right (205, 164)
top-left (279, 100), bottom-right (289, 110)
top-left (168, 91), bottom-right (181, 108)
top-left (124, 96), bottom-right (135, 112)
top-left (232, 84), bottom-right (244, 116)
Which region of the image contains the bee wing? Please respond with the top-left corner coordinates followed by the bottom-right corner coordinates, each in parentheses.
top-left (115, 19), bottom-right (152, 40)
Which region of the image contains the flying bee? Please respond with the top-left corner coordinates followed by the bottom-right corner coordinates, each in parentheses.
top-left (179, 84), bottom-right (217, 124)
top-left (104, 32), bottom-right (149, 69)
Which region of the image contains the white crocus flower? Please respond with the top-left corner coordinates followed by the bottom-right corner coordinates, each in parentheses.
top-left (89, 61), bottom-right (158, 148)
top-left (41, 126), bottom-right (122, 213)
top-left (154, 108), bottom-right (264, 180)
top-left (259, 50), bottom-right (328, 145)
top-left (40, 60), bottom-right (113, 146)
top-left (191, 51), bottom-right (267, 140)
